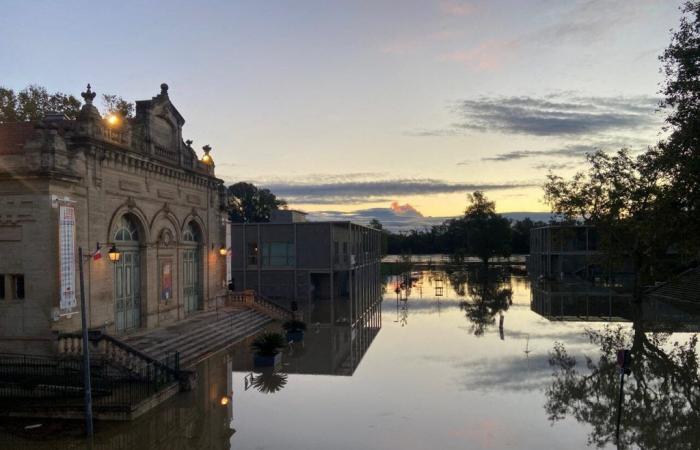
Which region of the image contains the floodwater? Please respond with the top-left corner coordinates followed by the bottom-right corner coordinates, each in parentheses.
top-left (3, 267), bottom-right (700, 449)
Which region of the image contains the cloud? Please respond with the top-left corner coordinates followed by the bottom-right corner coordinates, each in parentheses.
top-left (261, 178), bottom-right (541, 205)
top-left (531, 162), bottom-right (579, 171)
top-left (529, 0), bottom-right (666, 44)
top-left (308, 206), bottom-right (449, 231)
top-left (390, 201), bottom-right (424, 217)
top-left (439, 0), bottom-right (475, 16)
top-left (439, 39), bottom-right (518, 71)
top-left (474, 135), bottom-right (656, 164)
top-left (453, 94), bottom-right (661, 137)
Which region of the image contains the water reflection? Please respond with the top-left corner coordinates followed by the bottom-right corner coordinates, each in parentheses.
top-left (532, 281), bottom-right (700, 448)
top-left (452, 267), bottom-right (513, 337)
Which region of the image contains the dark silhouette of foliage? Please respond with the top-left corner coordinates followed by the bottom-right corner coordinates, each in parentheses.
top-left (0, 85), bottom-right (81, 122)
top-left (251, 368), bottom-right (288, 394)
top-left (457, 267), bottom-right (512, 336)
top-left (101, 94), bottom-right (134, 119)
top-left (545, 313), bottom-right (700, 449)
top-left (250, 332), bottom-right (286, 357)
top-left (227, 182), bottom-right (287, 223)
top-left (658, 1), bottom-right (700, 250)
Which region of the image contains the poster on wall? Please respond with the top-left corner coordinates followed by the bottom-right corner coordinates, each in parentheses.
top-left (161, 260), bottom-right (173, 301)
top-left (59, 204), bottom-right (77, 314)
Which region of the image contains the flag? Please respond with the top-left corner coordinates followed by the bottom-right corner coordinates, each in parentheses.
top-left (93, 244), bottom-right (102, 261)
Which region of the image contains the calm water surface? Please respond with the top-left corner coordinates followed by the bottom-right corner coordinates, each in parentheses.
top-left (4, 269), bottom-right (699, 449)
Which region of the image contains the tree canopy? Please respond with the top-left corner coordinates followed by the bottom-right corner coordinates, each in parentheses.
top-left (227, 182), bottom-right (287, 223)
top-left (658, 0), bottom-right (700, 248)
top-left (0, 85), bottom-right (81, 122)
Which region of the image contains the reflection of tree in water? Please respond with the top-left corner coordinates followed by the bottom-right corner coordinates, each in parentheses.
top-left (455, 267), bottom-right (512, 336)
top-left (545, 309), bottom-right (700, 449)
top-left (251, 369), bottom-right (288, 394)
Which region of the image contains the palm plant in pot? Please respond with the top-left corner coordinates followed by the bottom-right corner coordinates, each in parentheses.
top-left (282, 319), bottom-right (307, 343)
top-left (251, 332), bottom-right (286, 367)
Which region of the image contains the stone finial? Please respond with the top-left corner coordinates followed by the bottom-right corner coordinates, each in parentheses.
top-left (81, 83), bottom-right (96, 105)
top-left (201, 145), bottom-right (214, 165)
top-left (185, 139), bottom-right (193, 147)
top-left (160, 83), bottom-right (169, 96)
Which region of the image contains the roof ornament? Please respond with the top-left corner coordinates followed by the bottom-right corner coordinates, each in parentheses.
top-left (185, 139), bottom-right (193, 147)
top-left (81, 83), bottom-right (96, 105)
top-left (160, 83), bottom-right (169, 96)
top-left (201, 145), bottom-right (213, 165)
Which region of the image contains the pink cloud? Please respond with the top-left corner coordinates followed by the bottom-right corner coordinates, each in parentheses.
top-left (390, 201), bottom-right (424, 217)
top-left (440, 1), bottom-right (474, 16)
top-left (439, 39), bottom-right (519, 71)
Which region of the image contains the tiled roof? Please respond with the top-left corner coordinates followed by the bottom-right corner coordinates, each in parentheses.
top-left (0, 122), bottom-right (37, 155)
top-left (648, 267), bottom-right (700, 304)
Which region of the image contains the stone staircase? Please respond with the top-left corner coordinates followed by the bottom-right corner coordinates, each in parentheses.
top-left (122, 308), bottom-right (273, 368)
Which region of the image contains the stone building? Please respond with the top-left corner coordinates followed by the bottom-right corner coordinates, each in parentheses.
top-left (0, 83), bottom-right (227, 354)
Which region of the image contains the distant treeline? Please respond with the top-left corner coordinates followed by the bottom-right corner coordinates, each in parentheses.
top-left (383, 217), bottom-right (545, 256)
top-left (368, 192), bottom-right (546, 260)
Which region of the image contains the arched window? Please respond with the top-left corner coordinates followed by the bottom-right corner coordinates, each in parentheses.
top-left (183, 222), bottom-right (201, 243)
top-left (114, 216), bottom-right (140, 242)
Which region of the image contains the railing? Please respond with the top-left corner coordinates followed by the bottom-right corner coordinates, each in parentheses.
top-left (0, 352), bottom-right (179, 412)
top-left (222, 290), bottom-right (294, 320)
top-left (57, 332), bottom-right (183, 381)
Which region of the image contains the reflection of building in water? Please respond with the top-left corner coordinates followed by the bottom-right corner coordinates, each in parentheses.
top-left (229, 210), bottom-right (383, 328)
top-left (531, 281), bottom-right (700, 331)
top-left (232, 290), bottom-right (382, 377)
top-left (0, 354), bottom-right (235, 450)
top-left (531, 282), bottom-right (633, 321)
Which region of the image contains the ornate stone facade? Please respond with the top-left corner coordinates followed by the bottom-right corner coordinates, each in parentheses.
top-left (0, 83), bottom-right (227, 353)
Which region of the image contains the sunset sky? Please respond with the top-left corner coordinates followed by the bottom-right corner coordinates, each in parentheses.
top-left (0, 0), bottom-right (681, 226)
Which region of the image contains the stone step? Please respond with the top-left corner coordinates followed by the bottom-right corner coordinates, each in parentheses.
top-left (147, 312), bottom-right (272, 365)
top-left (126, 309), bottom-right (259, 356)
top-left (178, 316), bottom-right (273, 367)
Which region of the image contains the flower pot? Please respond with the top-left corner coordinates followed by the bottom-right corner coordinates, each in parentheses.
top-left (254, 352), bottom-right (282, 368)
top-left (286, 330), bottom-right (304, 343)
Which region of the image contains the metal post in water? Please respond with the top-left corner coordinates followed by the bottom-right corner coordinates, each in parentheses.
top-left (616, 371), bottom-right (625, 446)
top-left (78, 246), bottom-right (94, 437)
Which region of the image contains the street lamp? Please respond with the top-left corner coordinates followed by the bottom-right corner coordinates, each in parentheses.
top-left (219, 245), bottom-right (228, 256)
top-left (108, 244), bottom-right (121, 262)
top-left (78, 242), bottom-right (120, 437)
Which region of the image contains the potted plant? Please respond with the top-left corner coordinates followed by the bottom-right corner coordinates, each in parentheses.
top-left (282, 319), bottom-right (307, 343)
top-left (251, 332), bottom-right (286, 367)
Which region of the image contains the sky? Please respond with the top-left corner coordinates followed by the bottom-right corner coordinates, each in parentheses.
top-left (0, 0), bottom-right (683, 228)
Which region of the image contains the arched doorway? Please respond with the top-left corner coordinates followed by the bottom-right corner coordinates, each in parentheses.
top-left (183, 221), bottom-right (202, 314)
top-left (113, 215), bottom-right (142, 332)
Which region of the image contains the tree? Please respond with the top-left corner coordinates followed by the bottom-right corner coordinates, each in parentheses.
top-left (227, 182), bottom-right (287, 223)
top-left (101, 94), bottom-right (134, 119)
top-left (451, 191), bottom-right (512, 265)
top-left (368, 218), bottom-right (383, 230)
top-left (544, 150), bottom-right (676, 300)
top-left (510, 218), bottom-right (545, 255)
top-left (658, 1), bottom-right (700, 250)
top-left (0, 85), bottom-right (81, 122)
top-left (545, 314), bottom-right (700, 449)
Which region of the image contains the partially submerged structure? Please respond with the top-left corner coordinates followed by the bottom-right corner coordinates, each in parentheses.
top-left (229, 210), bottom-right (383, 328)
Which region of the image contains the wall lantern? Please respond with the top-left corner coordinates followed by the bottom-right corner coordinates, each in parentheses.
top-left (219, 245), bottom-right (229, 256)
top-left (108, 244), bottom-right (121, 263)
top-left (220, 396), bottom-right (230, 406)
